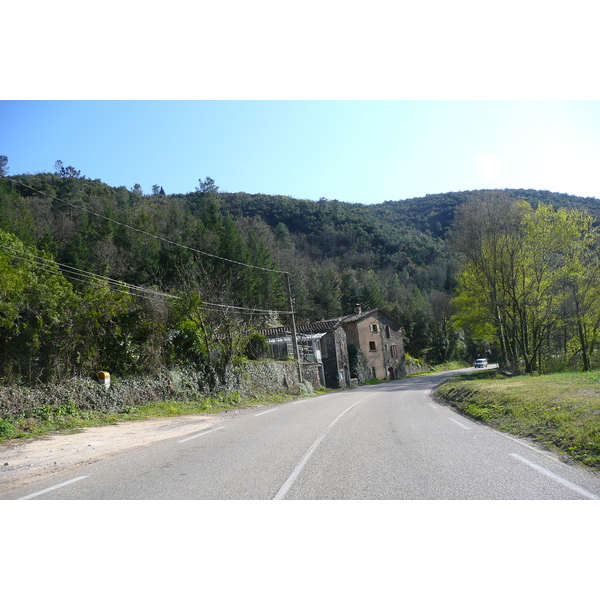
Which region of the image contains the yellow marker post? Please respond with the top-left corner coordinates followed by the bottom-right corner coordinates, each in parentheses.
top-left (97, 371), bottom-right (110, 389)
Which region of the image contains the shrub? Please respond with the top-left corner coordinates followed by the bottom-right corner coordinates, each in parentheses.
top-left (0, 419), bottom-right (16, 438)
top-left (244, 332), bottom-right (270, 360)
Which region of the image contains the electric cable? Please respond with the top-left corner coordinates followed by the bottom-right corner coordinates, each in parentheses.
top-left (0, 242), bottom-right (292, 315)
top-left (1, 174), bottom-right (290, 275)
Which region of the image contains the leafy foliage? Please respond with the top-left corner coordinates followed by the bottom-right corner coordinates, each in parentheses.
top-left (4, 165), bottom-right (600, 385)
top-left (452, 199), bottom-right (600, 373)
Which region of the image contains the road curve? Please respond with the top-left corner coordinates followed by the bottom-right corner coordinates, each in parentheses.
top-left (3, 368), bottom-right (600, 500)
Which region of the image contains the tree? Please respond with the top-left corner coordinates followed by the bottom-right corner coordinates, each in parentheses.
top-left (195, 177), bottom-right (222, 227)
top-left (428, 290), bottom-right (459, 363)
top-left (0, 155), bottom-right (8, 176)
top-left (0, 179), bottom-right (36, 245)
top-left (196, 177), bottom-right (218, 194)
top-left (453, 199), bottom-right (598, 373)
top-left (171, 267), bottom-right (261, 391)
top-left (307, 265), bottom-right (342, 320)
top-left (340, 268), bottom-right (361, 314)
top-left (0, 231), bottom-right (77, 382)
top-left (360, 270), bottom-right (387, 311)
top-left (559, 211), bottom-right (600, 370)
top-left (452, 197), bottom-right (528, 369)
top-left (131, 183), bottom-right (144, 197)
top-left (67, 277), bottom-right (135, 376)
top-left (395, 286), bottom-right (433, 359)
top-left (54, 160), bottom-right (81, 178)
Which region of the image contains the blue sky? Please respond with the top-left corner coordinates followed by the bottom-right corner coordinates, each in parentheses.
top-left (2, 100), bottom-right (600, 204)
top-left (3, 2), bottom-right (600, 205)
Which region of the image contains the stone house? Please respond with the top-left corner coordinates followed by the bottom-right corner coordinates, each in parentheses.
top-left (342, 305), bottom-right (406, 381)
top-left (260, 304), bottom-right (405, 388)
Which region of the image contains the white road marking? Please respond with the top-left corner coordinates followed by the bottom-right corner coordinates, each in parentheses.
top-left (510, 453), bottom-right (599, 500)
top-left (273, 392), bottom-right (379, 500)
top-left (178, 426), bottom-right (225, 443)
top-left (18, 476), bottom-right (89, 500)
top-left (255, 409), bottom-right (277, 417)
top-left (428, 403), bottom-right (440, 409)
top-left (493, 428), bottom-right (562, 462)
top-left (448, 417), bottom-right (471, 430)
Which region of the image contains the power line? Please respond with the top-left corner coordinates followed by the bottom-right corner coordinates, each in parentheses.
top-left (0, 242), bottom-right (177, 300)
top-left (0, 242), bottom-right (292, 315)
top-left (1, 174), bottom-right (290, 275)
top-left (1, 173), bottom-right (301, 361)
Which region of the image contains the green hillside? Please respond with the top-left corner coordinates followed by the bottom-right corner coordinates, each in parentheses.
top-left (2, 162), bottom-right (600, 383)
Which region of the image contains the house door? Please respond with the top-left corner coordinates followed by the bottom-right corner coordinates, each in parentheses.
top-left (388, 367), bottom-right (395, 380)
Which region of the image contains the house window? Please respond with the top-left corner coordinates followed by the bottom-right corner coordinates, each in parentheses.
top-left (369, 341), bottom-right (376, 352)
top-left (391, 344), bottom-right (398, 357)
top-left (370, 323), bottom-right (379, 333)
top-left (385, 326), bottom-right (391, 338)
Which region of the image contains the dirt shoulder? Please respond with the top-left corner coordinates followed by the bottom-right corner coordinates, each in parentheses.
top-left (0, 411), bottom-right (230, 492)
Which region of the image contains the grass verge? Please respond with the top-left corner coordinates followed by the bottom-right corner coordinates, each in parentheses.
top-left (0, 391), bottom-right (303, 443)
top-left (434, 370), bottom-right (600, 470)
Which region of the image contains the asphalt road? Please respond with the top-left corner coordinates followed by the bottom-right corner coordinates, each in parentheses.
top-left (3, 367), bottom-right (600, 500)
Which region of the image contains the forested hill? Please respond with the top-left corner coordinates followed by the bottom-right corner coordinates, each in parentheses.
top-left (3, 171), bottom-right (599, 297)
top-left (217, 186), bottom-right (600, 279)
top-left (2, 166), bottom-right (600, 378)
top-left (220, 187), bottom-right (600, 243)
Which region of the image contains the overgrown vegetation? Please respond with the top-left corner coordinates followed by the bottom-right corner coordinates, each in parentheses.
top-left (3, 156), bottom-right (600, 386)
top-left (0, 357), bottom-right (312, 442)
top-left (434, 370), bottom-right (600, 469)
top-left (452, 199), bottom-right (600, 374)
top-left (0, 388), bottom-right (300, 443)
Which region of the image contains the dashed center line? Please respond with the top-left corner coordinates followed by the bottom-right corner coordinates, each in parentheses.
top-left (18, 476), bottom-right (89, 500)
top-left (273, 391), bottom-right (379, 500)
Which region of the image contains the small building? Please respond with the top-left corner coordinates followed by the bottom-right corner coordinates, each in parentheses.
top-left (342, 305), bottom-right (406, 381)
top-left (260, 305), bottom-right (405, 388)
top-left (259, 320), bottom-right (349, 388)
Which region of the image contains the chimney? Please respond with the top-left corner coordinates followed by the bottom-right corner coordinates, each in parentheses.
top-left (354, 304), bottom-right (361, 315)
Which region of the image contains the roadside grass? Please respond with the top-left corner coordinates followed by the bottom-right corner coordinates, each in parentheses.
top-left (434, 370), bottom-right (600, 470)
top-left (0, 391), bottom-right (301, 443)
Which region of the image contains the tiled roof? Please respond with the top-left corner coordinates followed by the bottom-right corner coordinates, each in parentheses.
top-left (259, 318), bottom-right (343, 337)
top-left (259, 308), bottom-right (399, 338)
top-left (340, 308), bottom-right (379, 324)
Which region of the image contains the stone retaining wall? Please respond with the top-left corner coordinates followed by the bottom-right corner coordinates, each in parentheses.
top-left (404, 362), bottom-right (431, 376)
top-left (0, 359), bottom-right (321, 419)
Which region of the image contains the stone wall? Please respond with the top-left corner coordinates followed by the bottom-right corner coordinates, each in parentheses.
top-left (404, 362), bottom-right (430, 376)
top-left (0, 359), bottom-right (320, 420)
top-left (231, 359), bottom-right (321, 395)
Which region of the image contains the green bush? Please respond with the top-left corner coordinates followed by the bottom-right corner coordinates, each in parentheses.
top-left (244, 332), bottom-right (270, 360)
top-left (0, 419), bottom-right (16, 437)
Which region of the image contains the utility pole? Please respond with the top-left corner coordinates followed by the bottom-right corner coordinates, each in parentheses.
top-left (284, 272), bottom-right (302, 383)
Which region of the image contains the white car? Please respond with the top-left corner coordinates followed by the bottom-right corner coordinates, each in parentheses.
top-left (474, 358), bottom-right (488, 368)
